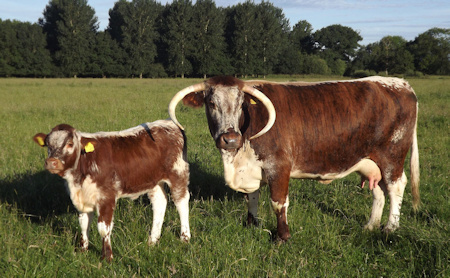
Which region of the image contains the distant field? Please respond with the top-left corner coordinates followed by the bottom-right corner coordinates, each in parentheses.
top-left (0, 76), bottom-right (448, 277)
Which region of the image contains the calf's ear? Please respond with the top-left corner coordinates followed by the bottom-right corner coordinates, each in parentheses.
top-left (80, 138), bottom-right (97, 153)
top-left (182, 91), bottom-right (205, 108)
top-left (33, 133), bottom-right (47, 147)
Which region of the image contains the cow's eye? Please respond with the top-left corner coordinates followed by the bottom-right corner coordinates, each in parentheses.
top-left (66, 142), bottom-right (74, 148)
top-left (208, 100), bottom-right (216, 109)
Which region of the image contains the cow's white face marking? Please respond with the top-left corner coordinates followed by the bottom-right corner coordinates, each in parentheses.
top-left (207, 85), bottom-right (244, 140)
top-left (221, 141), bottom-right (263, 193)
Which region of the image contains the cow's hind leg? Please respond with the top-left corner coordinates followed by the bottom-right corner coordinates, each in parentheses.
top-left (78, 211), bottom-right (93, 251)
top-left (147, 184), bottom-right (168, 245)
top-left (170, 180), bottom-right (191, 242)
top-left (364, 183), bottom-right (387, 231)
top-left (245, 190), bottom-right (260, 226)
top-left (384, 172), bottom-right (407, 232)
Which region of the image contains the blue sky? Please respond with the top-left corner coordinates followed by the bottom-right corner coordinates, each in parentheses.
top-left (0, 0), bottom-right (448, 45)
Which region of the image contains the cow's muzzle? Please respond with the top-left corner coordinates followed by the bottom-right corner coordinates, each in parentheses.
top-left (216, 129), bottom-right (243, 150)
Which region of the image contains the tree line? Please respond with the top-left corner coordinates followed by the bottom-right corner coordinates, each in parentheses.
top-left (0, 0), bottom-right (449, 78)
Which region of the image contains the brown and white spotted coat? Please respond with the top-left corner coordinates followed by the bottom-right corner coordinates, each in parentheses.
top-left (33, 120), bottom-right (191, 261)
top-left (169, 76), bottom-right (420, 241)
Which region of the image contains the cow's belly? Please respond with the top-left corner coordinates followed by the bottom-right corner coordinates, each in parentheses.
top-left (290, 158), bottom-right (381, 183)
top-left (221, 141), bottom-right (263, 193)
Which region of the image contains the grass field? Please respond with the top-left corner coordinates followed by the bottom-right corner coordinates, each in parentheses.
top-left (0, 76), bottom-right (448, 277)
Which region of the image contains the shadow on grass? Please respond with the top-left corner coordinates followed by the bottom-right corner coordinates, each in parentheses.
top-left (0, 170), bottom-right (75, 223)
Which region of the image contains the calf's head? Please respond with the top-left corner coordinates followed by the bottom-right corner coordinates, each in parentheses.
top-left (33, 124), bottom-right (95, 176)
top-left (168, 76), bottom-right (276, 151)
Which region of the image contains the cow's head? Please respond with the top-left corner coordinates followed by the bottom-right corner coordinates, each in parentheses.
top-left (168, 76), bottom-right (276, 151)
top-left (33, 124), bottom-right (95, 176)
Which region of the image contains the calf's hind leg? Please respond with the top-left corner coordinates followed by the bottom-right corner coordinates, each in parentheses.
top-left (170, 180), bottom-right (191, 242)
top-left (147, 184), bottom-right (168, 245)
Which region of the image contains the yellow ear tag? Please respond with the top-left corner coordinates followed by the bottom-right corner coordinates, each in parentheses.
top-left (37, 137), bottom-right (45, 146)
top-left (250, 99), bottom-right (257, 105)
top-left (84, 142), bottom-right (95, 153)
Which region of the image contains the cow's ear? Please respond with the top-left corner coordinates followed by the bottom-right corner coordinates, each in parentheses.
top-left (81, 138), bottom-right (97, 153)
top-left (244, 94), bottom-right (258, 106)
top-left (33, 133), bottom-right (47, 147)
top-left (182, 91), bottom-right (205, 108)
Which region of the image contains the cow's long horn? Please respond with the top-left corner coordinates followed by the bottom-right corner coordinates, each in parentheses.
top-left (242, 85), bottom-right (276, 140)
top-left (168, 83), bottom-right (206, 130)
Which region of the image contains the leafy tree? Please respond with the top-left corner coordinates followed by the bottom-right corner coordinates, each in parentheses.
top-left (40, 0), bottom-right (98, 77)
top-left (253, 1), bottom-right (289, 77)
top-left (108, 0), bottom-right (162, 78)
top-left (160, 0), bottom-right (195, 78)
top-left (313, 24), bottom-right (362, 62)
top-left (0, 20), bottom-right (53, 77)
top-left (88, 31), bottom-right (127, 77)
top-left (191, 0), bottom-right (230, 78)
top-left (408, 28), bottom-right (450, 75)
top-left (290, 20), bottom-right (314, 54)
top-left (225, 1), bottom-right (260, 77)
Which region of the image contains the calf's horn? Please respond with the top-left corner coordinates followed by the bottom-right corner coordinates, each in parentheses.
top-left (241, 85), bottom-right (276, 140)
top-left (168, 83), bottom-right (206, 130)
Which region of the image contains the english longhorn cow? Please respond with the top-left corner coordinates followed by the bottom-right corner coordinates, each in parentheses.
top-left (33, 120), bottom-right (191, 261)
top-left (168, 76), bottom-right (419, 241)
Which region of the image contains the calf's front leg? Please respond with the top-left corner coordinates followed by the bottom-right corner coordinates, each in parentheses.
top-left (78, 212), bottom-right (93, 251)
top-left (97, 199), bottom-right (116, 262)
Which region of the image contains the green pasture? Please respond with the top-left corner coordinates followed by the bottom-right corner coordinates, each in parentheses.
top-left (0, 76), bottom-right (448, 277)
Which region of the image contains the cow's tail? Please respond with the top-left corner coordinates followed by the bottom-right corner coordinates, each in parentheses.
top-left (410, 105), bottom-right (420, 211)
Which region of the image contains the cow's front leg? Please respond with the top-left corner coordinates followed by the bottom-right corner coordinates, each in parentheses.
top-left (147, 184), bottom-right (168, 245)
top-left (268, 172), bottom-right (291, 241)
top-left (245, 190), bottom-right (260, 226)
top-left (97, 199), bottom-right (116, 262)
top-left (78, 212), bottom-right (93, 251)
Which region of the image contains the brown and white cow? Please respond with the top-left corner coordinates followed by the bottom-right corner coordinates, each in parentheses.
top-left (168, 76), bottom-right (420, 241)
top-left (33, 120), bottom-right (191, 261)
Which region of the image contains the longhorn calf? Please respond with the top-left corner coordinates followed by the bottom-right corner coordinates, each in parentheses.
top-left (33, 120), bottom-right (190, 261)
top-left (169, 76), bottom-right (420, 241)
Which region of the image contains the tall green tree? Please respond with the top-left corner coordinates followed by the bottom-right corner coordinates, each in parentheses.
top-left (313, 24), bottom-right (362, 61)
top-left (254, 1), bottom-right (289, 77)
top-left (374, 36), bottom-right (414, 75)
top-left (160, 0), bottom-right (194, 78)
top-left (108, 0), bottom-right (162, 78)
top-left (191, 0), bottom-right (230, 78)
top-left (408, 28), bottom-right (450, 75)
top-left (0, 20), bottom-right (53, 77)
top-left (40, 0), bottom-right (98, 77)
top-left (226, 1), bottom-right (260, 77)
top-left (290, 20), bottom-right (314, 54)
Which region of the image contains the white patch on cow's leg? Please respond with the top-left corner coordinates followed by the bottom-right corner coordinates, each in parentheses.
top-left (271, 196), bottom-right (289, 225)
top-left (148, 185), bottom-right (168, 245)
top-left (384, 172), bottom-right (407, 233)
top-left (364, 184), bottom-right (386, 231)
top-left (246, 190), bottom-right (260, 226)
top-left (78, 212), bottom-right (93, 251)
top-left (173, 189), bottom-right (191, 242)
